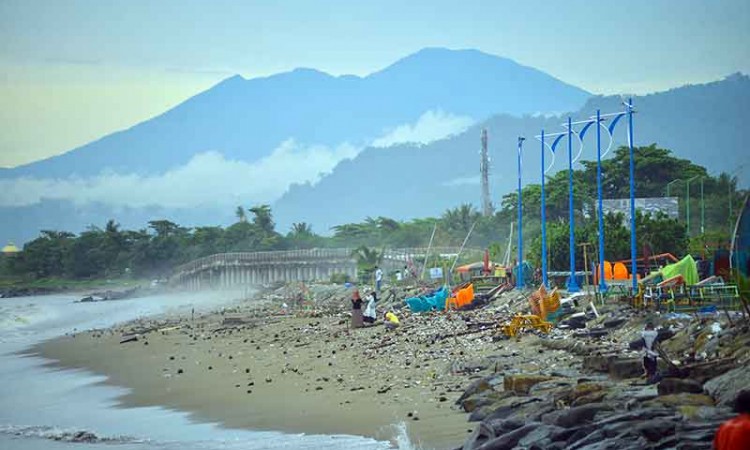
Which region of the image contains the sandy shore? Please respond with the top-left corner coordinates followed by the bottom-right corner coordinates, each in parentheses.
top-left (31, 291), bottom-right (559, 449)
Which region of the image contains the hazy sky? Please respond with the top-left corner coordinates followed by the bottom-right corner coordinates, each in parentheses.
top-left (1, 0), bottom-right (749, 168)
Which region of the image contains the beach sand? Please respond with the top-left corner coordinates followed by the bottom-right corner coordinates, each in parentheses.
top-left (31, 303), bottom-right (539, 449)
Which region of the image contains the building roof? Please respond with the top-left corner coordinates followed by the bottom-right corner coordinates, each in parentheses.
top-left (2, 243), bottom-right (20, 254)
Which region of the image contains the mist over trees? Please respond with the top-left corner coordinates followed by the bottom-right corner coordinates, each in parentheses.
top-left (1, 145), bottom-right (745, 281)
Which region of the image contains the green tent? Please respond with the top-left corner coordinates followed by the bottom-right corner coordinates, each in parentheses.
top-left (661, 255), bottom-right (699, 286)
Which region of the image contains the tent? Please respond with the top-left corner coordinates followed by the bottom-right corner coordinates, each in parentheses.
top-left (661, 255), bottom-right (699, 286)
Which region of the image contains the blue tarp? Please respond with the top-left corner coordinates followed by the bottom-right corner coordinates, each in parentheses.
top-left (405, 286), bottom-right (449, 313)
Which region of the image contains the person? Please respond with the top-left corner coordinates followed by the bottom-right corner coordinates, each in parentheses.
top-left (642, 322), bottom-right (659, 384)
top-left (375, 266), bottom-right (383, 292)
top-left (714, 390), bottom-right (750, 450)
top-left (363, 292), bottom-right (377, 325)
top-left (351, 289), bottom-right (364, 328)
top-left (384, 311), bottom-right (400, 331)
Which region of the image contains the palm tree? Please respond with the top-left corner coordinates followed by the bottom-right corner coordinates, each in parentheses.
top-left (441, 203), bottom-right (480, 235)
top-left (290, 222), bottom-right (313, 237)
top-left (351, 245), bottom-right (383, 280)
top-left (235, 206), bottom-right (247, 223)
top-left (249, 204), bottom-right (274, 234)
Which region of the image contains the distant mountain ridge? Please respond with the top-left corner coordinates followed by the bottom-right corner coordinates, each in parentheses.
top-left (272, 73), bottom-right (750, 232)
top-left (2, 50), bottom-right (747, 245)
top-left (3, 48), bottom-right (590, 179)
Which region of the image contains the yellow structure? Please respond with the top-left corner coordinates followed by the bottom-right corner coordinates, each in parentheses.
top-left (2, 242), bottom-right (20, 255)
top-left (500, 314), bottom-right (553, 338)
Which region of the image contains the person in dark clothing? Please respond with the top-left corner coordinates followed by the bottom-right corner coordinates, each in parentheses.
top-left (351, 289), bottom-right (364, 328)
top-left (642, 322), bottom-right (659, 383)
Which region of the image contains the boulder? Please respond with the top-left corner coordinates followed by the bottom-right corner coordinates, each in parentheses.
top-left (553, 382), bottom-right (609, 407)
top-left (652, 393), bottom-right (715, 407)
top-left (457, 375), bottom-right (497, 405)
top-left (657, 378), bottom-right (704, 395)
top-left (635, 419), bottom-right (676, 442)
top-left (608, 358), bottom-right (644, 379)
top-left (473, 423), bottom-right (542, 450)
top-left (542, 402), bottom-right (613, 428)
top-left (503, 374), bottom-right (554, 395)
top-left (704, 365), bottom-right (750, 406)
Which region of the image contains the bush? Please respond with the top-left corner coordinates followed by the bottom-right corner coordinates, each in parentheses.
top-left (330, 272), bottom-right (351, 284)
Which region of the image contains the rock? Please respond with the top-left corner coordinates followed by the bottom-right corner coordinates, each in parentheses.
top-left (704, 365), bottom-right (750, 406)
top-left (657, 378), bottom-right (703, 395)
top-left (608, 358), bottom-right (644, 379)
top-left (461, 391), bottom-right (507, 413)
top-left (542, 403), bottom-right (613, 428)
top-left (652, 393), bottom-right (715, 407)
top-left (457, 376), bottom-right (496, 405)
top-left (553, 382), bottom-right (608, 407)
top-left (475, 423), bottom-right (542, 450)
top-left (503, 374), bottom-right (554, 395)
top-left (582, 354), bottom-right (616, 373)
top-left (635, 419), bottom-right (676, 442)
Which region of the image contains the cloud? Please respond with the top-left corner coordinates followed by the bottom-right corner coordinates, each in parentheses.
top-left (0, 140), bottom-right (358, 209)
top-left (372, 110), bottom-right (474, 147)
top-left (0, 109), bottom-right (472, 210)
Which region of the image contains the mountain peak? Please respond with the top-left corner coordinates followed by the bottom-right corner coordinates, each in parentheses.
top-left (375, 47), bottom-right (515, 75)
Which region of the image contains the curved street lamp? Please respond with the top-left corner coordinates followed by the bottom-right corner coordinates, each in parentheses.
top-left (516, 136), bottom-right (526, 289)
top-left (535, 130), bottom-right (565, 288)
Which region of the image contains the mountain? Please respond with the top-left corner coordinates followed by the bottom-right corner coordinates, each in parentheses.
top-left (3, 48), bottom-right (590, 179)
top-left (272, 73), bottom-right (750, 233)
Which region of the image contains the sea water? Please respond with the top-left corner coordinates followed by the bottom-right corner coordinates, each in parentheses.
top-left (0, 293), bottom-right (414, 450)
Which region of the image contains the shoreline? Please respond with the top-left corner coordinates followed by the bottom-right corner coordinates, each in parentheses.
top-left (30, 292), bottom-right (499, 449)
top-left (28, 283), bottom-right (749, 450)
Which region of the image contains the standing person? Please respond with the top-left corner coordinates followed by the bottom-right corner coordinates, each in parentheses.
top-left (363, 292), bottom-right (377, 325)
top-left (375, 266), bottom-right (383, 292)
top-left (642, 322), bottom-right (659, 384)
top-left (714, 390), bottom-right (750, 450)
top-left (351, 289), bottom-right (364, 328)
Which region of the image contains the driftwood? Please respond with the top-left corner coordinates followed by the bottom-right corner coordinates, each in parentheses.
top-left (119, 334), bottom-right (138, 344)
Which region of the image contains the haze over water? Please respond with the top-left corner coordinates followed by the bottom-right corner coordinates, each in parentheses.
top-left (0, 293), bottom-right (405, 450)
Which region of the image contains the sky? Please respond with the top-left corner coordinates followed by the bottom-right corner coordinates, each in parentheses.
top-left (1, 0), bottom-right (749, 168)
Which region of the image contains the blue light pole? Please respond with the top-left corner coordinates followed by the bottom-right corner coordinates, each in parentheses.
top-left (566, 116), bottom-right (580, 292)
top-left (568, 103), bottom-right (634, 294)
top-left (595, 109), bottom-right (607, 293)
top-left (626, 98), bottom-right (637, 293)
top-left (541, 129), bottom-right (548, 288)
top-left (535, 131), bottom-right (564, 289)
top-left (516, 136), bottom-right (526, 289)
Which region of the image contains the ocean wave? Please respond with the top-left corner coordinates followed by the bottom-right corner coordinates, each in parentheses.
top-left (0, 424), bottom-right (143, 444)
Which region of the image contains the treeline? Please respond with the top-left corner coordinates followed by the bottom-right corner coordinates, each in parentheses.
top-left (1, 145), bottom-right (745, 280)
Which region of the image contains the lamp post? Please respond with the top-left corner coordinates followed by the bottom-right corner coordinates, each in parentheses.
top-left (626, 98), bottom-right (637, 293)
top-left (516, 136), bottom-right (526, 289)
top-left (686, 175), bottom-right (700, 236)
top-left (540, 129), bottom-right (549, 288)
top-left (566, 103), bottom-right (634, 293)
top-left (534, 130), bottom-right (564, 289)
top-left (666, 179), bottom-right (682, 198)
top-left (700, 177), bottom-right (705, 235)
top-left (566, 117), bottom-right (580, 292)
top-left (595, 110), bottom-right (607, 293)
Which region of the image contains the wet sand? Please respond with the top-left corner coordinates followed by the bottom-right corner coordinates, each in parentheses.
top-left (32, 307), bottom-right (515, 449)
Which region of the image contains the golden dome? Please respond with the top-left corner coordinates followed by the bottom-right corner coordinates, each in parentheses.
top-left (2, 243), bottom-right (20, 254)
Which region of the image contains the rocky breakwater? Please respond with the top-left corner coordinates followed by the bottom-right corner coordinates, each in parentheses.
top-left (455, 301), bottom-right (750, 450)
